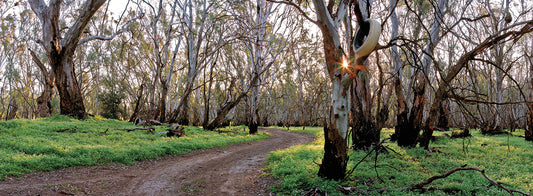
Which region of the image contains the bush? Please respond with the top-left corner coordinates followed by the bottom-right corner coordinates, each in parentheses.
top-left (97, 80), bottom-right (126, 119)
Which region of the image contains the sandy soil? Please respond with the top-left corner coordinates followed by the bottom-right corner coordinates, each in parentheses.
top-left (0, 128), bottom-right (314, 195)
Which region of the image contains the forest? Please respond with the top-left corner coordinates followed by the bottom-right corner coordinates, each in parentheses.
top-left (0, 0), bottom-right (533, 195)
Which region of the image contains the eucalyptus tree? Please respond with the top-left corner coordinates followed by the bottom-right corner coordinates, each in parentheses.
top-left (389, 0), bottom-right (447, 147)
top-left (169, 0), bottom-right (227, 125)
top-left (1, 2), bottom-right (20, 120)
top-left (269, 0), bottom-right (382, 179)
top-left (422, 7), bottom-right (533, 147)
top-left (286, 28), bottom-right (325, 127)
top-left (27, 0), bottom-right (141, 119)
top-left (525, 33), bottom-right (533, 141)
top-left (139, 0), bottom-right (183, 122)
top-left (230, 0), bottom-right (292, 134)
top-left (350, 0), bottom-right (386, 150)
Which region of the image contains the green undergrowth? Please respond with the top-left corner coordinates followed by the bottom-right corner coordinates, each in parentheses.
top-left (266, 127), bottom-right (533, 195)
top-left (0, 115), bottom-right (268, 180)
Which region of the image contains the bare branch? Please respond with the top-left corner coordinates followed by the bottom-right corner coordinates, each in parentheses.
top-left (62, 0), bottom-right (107, 52)
top-left (267, 0), bottom-right (318, 25)
top-left (78, 11), bottom-right (144, 45)
top-left (28, 49), bottom-right (47, 75)
top-left (405, 166), bottom-right (531, 196)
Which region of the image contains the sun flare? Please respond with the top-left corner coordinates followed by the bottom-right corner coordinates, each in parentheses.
top-left (342, 56), bottom-right (349, 69)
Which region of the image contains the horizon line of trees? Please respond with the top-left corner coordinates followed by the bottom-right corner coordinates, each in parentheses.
top-left (0, 0), bottom-right (532, 144)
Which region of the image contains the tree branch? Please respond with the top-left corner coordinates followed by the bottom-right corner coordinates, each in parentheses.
top-left (28, 49), bottom-right (47, 75)
top-left (78, 11), bottom-right (144, 45)
top-left (405, 166), bottom-right (531, 196)
top-left (62, 0), bottom-right (106, 52)
top-left (425, 19), bottom-right (533, 127)
top-left (267, 0), bottom-right (318, 25)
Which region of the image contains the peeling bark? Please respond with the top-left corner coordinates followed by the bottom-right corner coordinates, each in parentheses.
top-left (28, 0), bottom-right (108, 119)
top-left (312, 0), bottom-right (350, 180)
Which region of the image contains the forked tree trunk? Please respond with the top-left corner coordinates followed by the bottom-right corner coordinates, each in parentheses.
top-left (29, 0), bottom-right (108, 119)
top-left (395, 0), bottom-right (446, 148)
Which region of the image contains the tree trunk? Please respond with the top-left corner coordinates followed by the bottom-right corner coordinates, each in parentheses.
top-left (350, 0), bottom-right (382, 150)
top-left (36, 83), bottom-right (53, 118)
top-left (177, 94), bottom-right (191, 125)
top-left (317, 123), bottom-right (348, 179)
top-left (248, 76), bottom-right (259, 134)
top-left (526, 103), bottom-right (533, 141)
top-left (29, 0), bottom-right (107, 119)
top-left (129, 83), bottom-right (145, 122)
top-left (30, 49), bottom-right (54, 118)
top-left (6, 98), bottom-right (17, 120)
top-left (388, 0), bottom-right (413, 146)
top-left (159, 83), bottom-right (168, 122)
top-left (437, 101), bottom-right (450, 131)
top-left (205, 92), bottom-right (247, 130)
top-left (409, 0), bottom-right (446, 148)
top-left (203, 64), bottom-right (215, 128)
top-left (527, 36), bottom-right (533, 141)
top-left (51, 50), bottom-right (87, 119)
top-left (351, 57), bottom-right (380, 150)
top-left (313, 0), bottom-right (350, 180)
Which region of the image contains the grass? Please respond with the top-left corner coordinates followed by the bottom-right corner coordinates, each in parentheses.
top-left (0, 115), bottom-right (269, 180)
top-left (266, 127), bottom-right (533, 195)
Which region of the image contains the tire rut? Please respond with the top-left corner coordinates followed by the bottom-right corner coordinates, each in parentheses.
top-left (0, 128), bottom-right (314, 195)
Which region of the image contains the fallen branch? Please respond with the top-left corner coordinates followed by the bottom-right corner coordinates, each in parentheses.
top-left (115, 127), bottom-right (155, 134)
top-left (405, 166), bottom-right (531, 196)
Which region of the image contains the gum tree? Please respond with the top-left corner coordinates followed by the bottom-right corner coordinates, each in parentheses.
top-left (270, 0), bottom-right (380, 179)
top-left (28, 0), bottom-right (140, 119)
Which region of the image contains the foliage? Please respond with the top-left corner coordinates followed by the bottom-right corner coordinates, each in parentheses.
top-left (97, 79), bottom-right (126, 119)
top-left (0, 115), bottom-right (269, 180)
top-left (266, 127), bottom-right (533, 195)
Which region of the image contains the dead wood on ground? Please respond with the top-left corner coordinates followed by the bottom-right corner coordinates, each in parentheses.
top-left (116, 127), bottom-right (155, 134)
top-left (405, 166), bottom-right (531, 196)
top-left (167, 124), bottom-right (184, 137)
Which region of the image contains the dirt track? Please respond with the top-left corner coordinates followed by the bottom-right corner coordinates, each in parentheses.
top-left (0, 128), bottom-right (314, 195)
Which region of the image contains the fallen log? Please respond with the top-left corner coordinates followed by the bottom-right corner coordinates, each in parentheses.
top-left (133, 118), bottom-right (162, 126)
top-left (116, 127), bottom-right (155, 134)
top-left (167, 124), bottom-right (184, 137)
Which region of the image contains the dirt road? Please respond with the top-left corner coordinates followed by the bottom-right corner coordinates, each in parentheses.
top-left (0, 128), bottom-right (314, 195)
